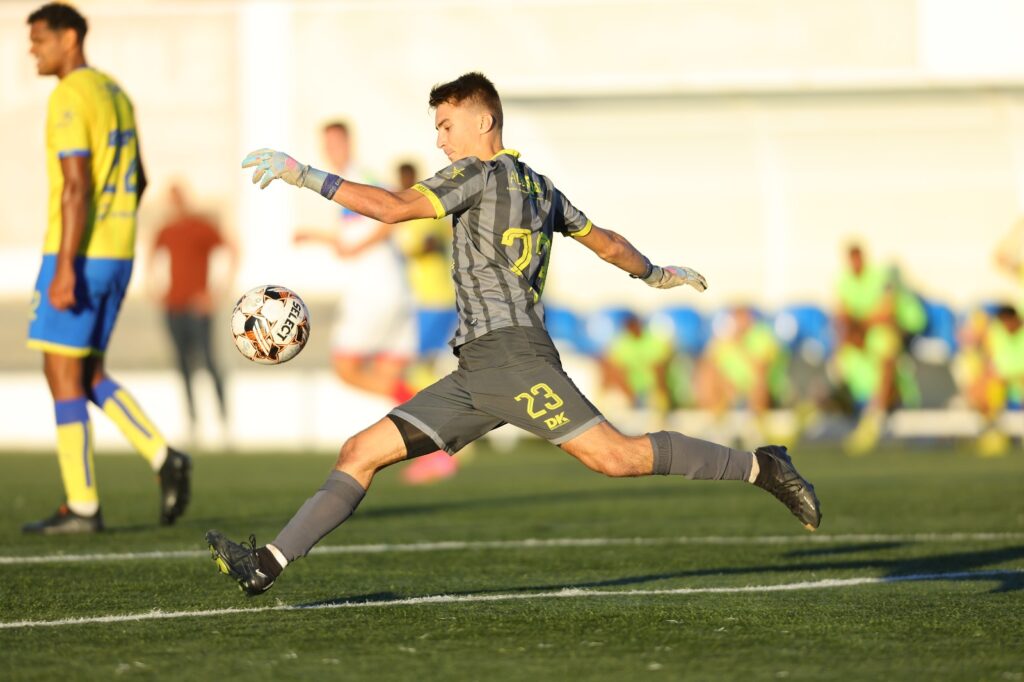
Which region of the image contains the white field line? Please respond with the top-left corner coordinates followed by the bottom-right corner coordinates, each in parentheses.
top-left (2, 568), bottom-right (1021, 630)
top-left (1, 532), bottom-right (1022, 566)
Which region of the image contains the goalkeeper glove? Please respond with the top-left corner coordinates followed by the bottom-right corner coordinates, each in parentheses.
top-left (241, 148), bottom-right (343, 199)
top-left (641, 264), bottom-right (708, 292)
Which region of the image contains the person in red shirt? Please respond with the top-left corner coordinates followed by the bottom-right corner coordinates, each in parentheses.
top-left (150, 183), bottom-right (236, 437)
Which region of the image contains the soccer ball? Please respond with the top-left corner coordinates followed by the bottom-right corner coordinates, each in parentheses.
top-left (230, 285), bottom-right (311, 364)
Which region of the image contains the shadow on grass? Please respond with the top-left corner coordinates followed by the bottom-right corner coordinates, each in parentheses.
top-left (298, 542), bottom-right (1024, 608)
top-left (783, 542), bottom-right (907, 557)
top-left (517, 543), bottom-right (1024, 594)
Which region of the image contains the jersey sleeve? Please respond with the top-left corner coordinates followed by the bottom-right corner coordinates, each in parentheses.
top-left (411, 158), bottom-right (487, 219)
top-left (48, 84), bottom-right (91, 159)
top-left (554, 191), bottom-right (593, 239)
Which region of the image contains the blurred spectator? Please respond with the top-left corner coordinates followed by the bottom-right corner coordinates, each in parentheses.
top-left (390, 160), bottom-right (460, 484)
top-left (834, 246), bottom-right (924, 454)
top-left (696, 306), bottom-right (790, 445)
top-left (973, 305), bottom-right (1024, 456)
top-left (600, 311), bottom-right (675, 414)
top-left (832, 321), bottom-right (895, 454)
top-left (293, 121), bottom-right (418, 402)
top-left (390, 160), bottom-right (456, 372)
top-left (994, 217), bottom-right (1024, 314)
top-left (836, 243), bottom-right (889, 343)
top-left (149, 183), bottom-right (235, 438)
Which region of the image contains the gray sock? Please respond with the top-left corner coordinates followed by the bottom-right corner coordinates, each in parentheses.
top-left (271, 470), bottom-right (366, 561)
top-left (648, 431), bottom-right (753, 481)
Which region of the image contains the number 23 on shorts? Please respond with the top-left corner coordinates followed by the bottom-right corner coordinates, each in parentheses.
top-left (514, 382), bottom-right (564, 419)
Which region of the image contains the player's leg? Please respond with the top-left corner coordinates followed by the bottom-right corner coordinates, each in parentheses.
top-left (24, 256), bottom-right (102, 533)
top-left (560, 419), bottom-right (820, 530)
top-left (165, 310), bottom-right (197, 424)
top-left (194, 311), bottom-right (228, 421)
top-left (206, 416), bottom-right (408, 596)
top-left (22, 351), bottom-right (104, 534)
top-left (83, 262), bottom-right (191, 524)
top-left (206, 371), bottom-right (497, 596)
top-left (86, 355), bottom-right (193, 524)
top-left (87, 355), bottom-right (169, 469)
top-left (471, 328), bottom-right (821, 531)
top-left (559, 420), bottom-right (752, 480)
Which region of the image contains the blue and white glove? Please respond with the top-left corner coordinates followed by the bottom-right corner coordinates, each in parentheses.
top-left (644, 265), bottom-right (708, 292)
top-left (241, 148), bottom-right (343, 199)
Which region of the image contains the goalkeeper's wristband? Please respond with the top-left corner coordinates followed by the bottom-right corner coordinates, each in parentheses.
top-left (300, 165), bottom-right (344, 200)
top-left (630, 258), bottom-right (655, 280)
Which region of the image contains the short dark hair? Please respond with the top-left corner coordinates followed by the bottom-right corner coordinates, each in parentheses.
top-left (28, 3), bottom-right (87, 45)
top-left (994, 304), bottom-right (1019, 321)
top-left (323, 121), bottom-right (349, 136)
top-left (429, 72), bottom-right (503, 130)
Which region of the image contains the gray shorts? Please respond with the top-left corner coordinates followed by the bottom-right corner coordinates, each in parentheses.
top-left (390, 326), bottom-right (605, 455)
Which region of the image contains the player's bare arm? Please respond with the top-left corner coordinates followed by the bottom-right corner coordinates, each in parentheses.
top-left (241, 148), bottom-right (435, 224)
top-left (574, 223), bottom-right (709, 292)
top-left (51, 154), bottom-right (91, 310)
top-left (294, 221), bottom-right (399, 258)
top-left (333, 221), bottom-right (398, 257)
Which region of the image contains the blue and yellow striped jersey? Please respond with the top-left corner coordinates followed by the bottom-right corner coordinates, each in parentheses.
top-left (45, 67), bottom-right (140, 260)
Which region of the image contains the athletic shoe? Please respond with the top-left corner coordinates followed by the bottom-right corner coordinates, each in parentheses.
top-left (753, 445), bottom-right (822, 531)
top-left (159, 448), bottom-right (192, 526)
top-left (205, 530), bottom-right (276, 596)
top-left (22, 504), bottom-right (104, 535)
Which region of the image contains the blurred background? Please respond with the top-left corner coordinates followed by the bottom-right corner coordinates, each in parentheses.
top-left (3, 0), bottom-right (1024, 454)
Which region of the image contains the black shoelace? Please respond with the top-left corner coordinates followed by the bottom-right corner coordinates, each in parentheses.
top-left (764, 465), bottom-right (807, 512)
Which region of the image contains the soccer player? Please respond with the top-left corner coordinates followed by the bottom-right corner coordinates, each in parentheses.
top-left (23, 3), bottom-right (191, 534)
top-left (293, 122), bottom-right (418, 402)
top-left (207, 73), bottom-right (821, 595)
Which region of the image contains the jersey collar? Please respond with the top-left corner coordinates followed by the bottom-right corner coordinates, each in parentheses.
top-left (491, 149), bottom-right (520, 160)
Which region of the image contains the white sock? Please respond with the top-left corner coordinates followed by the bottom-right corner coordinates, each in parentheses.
top-left (150, 445), bottom-right (169, 472)
top-left (747, 452), bottom-right (760, 483)
top-left (68, 500), bottom-right (100, 517)
top-left (266, 543), bottom-right (289, 570)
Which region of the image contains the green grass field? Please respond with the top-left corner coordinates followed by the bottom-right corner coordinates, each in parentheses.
top-left (1, 441), bottom-right (1023, 681)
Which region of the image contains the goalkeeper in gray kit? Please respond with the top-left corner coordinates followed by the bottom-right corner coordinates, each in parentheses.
top-left (207, 72), bottom-right (821, 596)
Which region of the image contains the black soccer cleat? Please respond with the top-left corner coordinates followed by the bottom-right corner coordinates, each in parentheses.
top-left (206, 530), bottom-right (276, 597)
top-left (159, 448), bottom-right (192, 526)
top-left (22, 504), bottom-right (104, 535)
top-left (753, 445), bottom-right (822, 531)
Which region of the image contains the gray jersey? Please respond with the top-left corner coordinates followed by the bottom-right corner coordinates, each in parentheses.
top-left (412, 150), bottom-right (592, 347)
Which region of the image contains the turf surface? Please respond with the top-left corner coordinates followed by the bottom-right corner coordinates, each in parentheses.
top-left (1, 442), bottom-right (1022, 681)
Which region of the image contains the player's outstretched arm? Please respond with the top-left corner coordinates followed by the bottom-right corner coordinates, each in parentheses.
top-left (241, 148), bottom-right (435, 224)
top-left (574, 224), bottom-right (708, 292)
